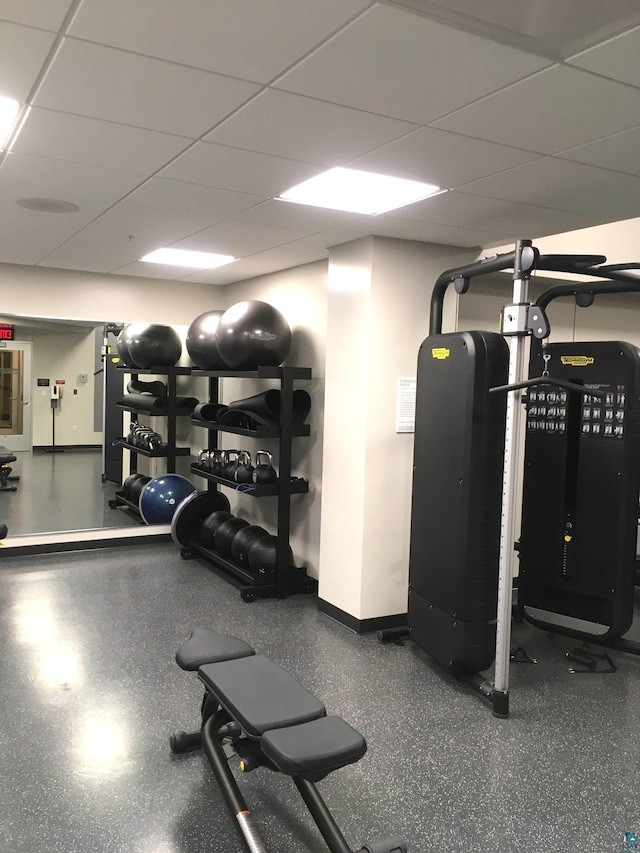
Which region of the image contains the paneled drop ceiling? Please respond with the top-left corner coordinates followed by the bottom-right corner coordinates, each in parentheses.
top-left (1, 0), bottom-right (640, 285)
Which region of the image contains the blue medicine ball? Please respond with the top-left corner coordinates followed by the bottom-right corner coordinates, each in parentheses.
top-left (139, 475), bottom-right (197, 525)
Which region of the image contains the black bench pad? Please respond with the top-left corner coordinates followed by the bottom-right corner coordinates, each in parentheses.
top-left (176, 628), bottom-right (255, 671)
top-left (261, 715), bottom-right (367, 778)
top-left (199, 655), bottom-right (325, 738)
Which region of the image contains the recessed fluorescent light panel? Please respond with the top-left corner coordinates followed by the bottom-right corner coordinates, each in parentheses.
top-left (279, 167), bottom-right (442, 215)
top-left (0, 96), bottom-right (20, 150)
top-left (140, 248), bottom-right (235, 269)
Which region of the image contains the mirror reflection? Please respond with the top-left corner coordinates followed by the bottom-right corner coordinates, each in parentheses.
top-left (0, 313), bottom-right (140, 536)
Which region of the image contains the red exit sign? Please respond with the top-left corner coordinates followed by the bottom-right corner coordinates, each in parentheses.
top-left (0, 324), bottom-right (14, 341)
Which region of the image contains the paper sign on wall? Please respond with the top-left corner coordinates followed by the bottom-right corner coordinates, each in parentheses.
top-left (395, 377), bottom-right (417, 433)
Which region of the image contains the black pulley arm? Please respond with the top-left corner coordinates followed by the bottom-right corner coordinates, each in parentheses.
top-left (536, 279), bottom-right (640, 310)
top-left (429, 246), bottom-right (534, 335)
top-left (536, 254), bottom-right (607, 272)
top-left (594, 262), bottom-right (640, 273)
top-left (489, 377), bottom-right (606, 399)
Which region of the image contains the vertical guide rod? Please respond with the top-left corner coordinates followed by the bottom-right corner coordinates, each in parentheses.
top-left (492, 241), bottom-right (534, 716)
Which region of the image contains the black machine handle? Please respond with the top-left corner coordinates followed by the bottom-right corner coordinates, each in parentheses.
top-left (489, 376), bottom-right (606, 399)
top-left (429, 243), bottom-right (640, 336)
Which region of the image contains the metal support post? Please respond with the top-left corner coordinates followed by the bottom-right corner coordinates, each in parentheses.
top-left (492, 240), bottom-right (536, 717)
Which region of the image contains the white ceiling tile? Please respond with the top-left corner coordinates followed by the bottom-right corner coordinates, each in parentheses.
top-left (108, 260), bottom-right (199, 280)
top-left (176, 261), bottom-right (255, 285)
top-left (362, 216), bottom-right (509, 247)
top-left (433, 65), bottom-right (640, 154)
top-left (179, 246), bottom-right (329, 285)
top-left (389, 0), bottom-right (640, 59)
top-left (481, 206), bottom-right (604, 239)
top-left (556, 127), bottom-right (640, 177)
top-left (157, 142), bottom-right (322, 197)
top-left (125, 178), bottom-right (265, 225)
top-left (275, 4), bottom-right (551, 124)
top-left (0, 0), bottom-right (74, 31)
top-left (38, 211), bottom-right (184, 272)
top-left (387, 190), bottom-right (536, 227)
top-left (0, 151), bottom-right (147, 264)
top-left (69, 0), bottom-right (371, 82)
top-left (39, 177), bottom-right (267, 270)
top-left (0, 150), bottom-right (145, 212)
top-left (232, 199), bottom-right (361, 232)
top-left (553, 185), bottom-right (640, 221)
top-left (0, 21), bottom-right (56, 102)
top-left (12, 107), bottom-right (193, 173)
top-left (3, 3), bottom-right (640, 280)
top-left (207, 89), bottom-right (417, 164)
top-left (34, 38), bottom-right (262, 137)
top-left (568, 25), bottom-right (640, 88)
top-left (170, 219), bottom-right (309, 258)
top-left (347, 127), bottom-right (541, 188)
top-left (458, 157), bottom-right (639, 207)
top-left (0, 214), bottom-right (80, 265)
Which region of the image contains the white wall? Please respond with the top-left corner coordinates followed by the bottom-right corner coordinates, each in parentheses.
top-left (0, 262), bottom-right (227, 325)
top-left (0, 319), bottom-right (102, 447)
top-left (215, 260), bottom-right (328, 579)
top-left (30, 327), bottom-right (100, 446)
top-left (491, 215), bottom-right (640, 283)
top-left (319, 237), bottom-right (476, 621)
top-left (456, 273), bottom-right (640, 347)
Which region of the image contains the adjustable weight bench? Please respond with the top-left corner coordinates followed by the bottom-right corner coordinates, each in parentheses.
top-left (171, 627), bottom-right (407, 853)
top-left (0, 446), bottom-right (18, 492)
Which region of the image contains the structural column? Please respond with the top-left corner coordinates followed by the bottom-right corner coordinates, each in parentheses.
top-left (318, 236), bottom-right (477, 630)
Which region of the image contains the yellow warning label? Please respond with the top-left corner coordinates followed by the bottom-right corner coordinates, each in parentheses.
top-left (560, 356), bottom-right (594, 366)
top-left (432, 347), bottom-right (450, 360)
top-left (112, 357), bottom-right (121, 363)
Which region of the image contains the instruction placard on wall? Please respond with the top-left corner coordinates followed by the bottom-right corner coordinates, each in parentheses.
top-left (395, 377), bottom-right (417, 433)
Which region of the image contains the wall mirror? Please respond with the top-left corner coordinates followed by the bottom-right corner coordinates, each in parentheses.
top-left (0, 312), bottom-right (158, 542)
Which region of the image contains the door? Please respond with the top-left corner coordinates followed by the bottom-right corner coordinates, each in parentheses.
top-left (0, 341), bottom-right (32, 452)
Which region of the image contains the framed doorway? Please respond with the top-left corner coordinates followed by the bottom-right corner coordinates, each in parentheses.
top-left (0, 341), bottom-right (32, 452)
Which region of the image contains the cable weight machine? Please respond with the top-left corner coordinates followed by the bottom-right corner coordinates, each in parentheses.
top-left (393, 239), bottom-right (640, 717)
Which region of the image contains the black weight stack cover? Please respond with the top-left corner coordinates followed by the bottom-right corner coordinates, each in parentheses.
top-left (408, 331), bottom-right (509, 674)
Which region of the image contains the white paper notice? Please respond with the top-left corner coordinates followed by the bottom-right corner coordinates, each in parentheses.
top-left (396, 377), bottom-right (417, 433)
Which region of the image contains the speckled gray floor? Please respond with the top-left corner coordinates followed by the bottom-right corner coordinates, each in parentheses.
top-left (1, 449), bottom-right (138, 535)
top-left (0, 544), bottom-right (639, 852)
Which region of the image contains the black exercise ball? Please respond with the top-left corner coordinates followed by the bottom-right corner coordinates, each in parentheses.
top-left (127, 324), bottom-right (182, 369)
top-left (129, 475), bottom-right (151, 505)
top-left (248, 535), bottom-right (293, 573)
top-left (200, 510), bottom-right (233, 545)
top-left (214, 517), bottom-right (250, 557)
top-left (230, 525), bottom-right (269, 566)
top-left (186, 310), bottom-right (226, 370)
top-left (215, 301), bottom-right (291, 370)
top-left (116, 323), bottom-right (147, 367)
top-left (121, 473), bottom-right (140, 499)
